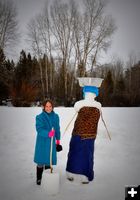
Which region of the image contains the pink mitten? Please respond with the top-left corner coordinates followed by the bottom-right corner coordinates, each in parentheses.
top-left (48, 129), bottom-right (55, 137)
top-left (56, 140), bottom-right (60, 145)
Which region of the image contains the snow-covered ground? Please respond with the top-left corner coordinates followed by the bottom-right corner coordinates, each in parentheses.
top-left (0, 106), bottom-right (140, 200)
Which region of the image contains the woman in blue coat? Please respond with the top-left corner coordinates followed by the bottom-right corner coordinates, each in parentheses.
top-left (34, 99), bottom-right (62, 185)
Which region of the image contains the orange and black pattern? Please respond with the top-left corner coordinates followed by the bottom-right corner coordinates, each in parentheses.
top-left (72, 107), bottom-right (100, 139)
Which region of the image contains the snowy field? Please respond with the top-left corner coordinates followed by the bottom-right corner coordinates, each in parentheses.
top-left (0, 106), bottom-right (140, 200)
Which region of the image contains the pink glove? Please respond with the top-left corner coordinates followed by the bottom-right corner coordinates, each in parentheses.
top-left (56, 140), bottom-right (60, 145)
top-left (48, 129), bottom-right (55, 137)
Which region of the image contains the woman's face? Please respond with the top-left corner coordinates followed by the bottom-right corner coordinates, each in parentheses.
top-left (44, 102), bottom-right (53, 113)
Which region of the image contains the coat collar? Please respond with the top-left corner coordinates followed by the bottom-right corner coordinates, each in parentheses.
top-left (42, 111), bottom-right (54, 128)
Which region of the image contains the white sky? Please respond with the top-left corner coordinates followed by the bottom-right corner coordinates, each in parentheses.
top-left (105, 0), bottom-right (140, 63)
top-left (12, 0), bottom-right (140, 64)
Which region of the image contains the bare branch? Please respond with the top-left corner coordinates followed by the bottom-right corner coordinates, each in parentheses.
top-left (0, 0), bottom-right (19, 53)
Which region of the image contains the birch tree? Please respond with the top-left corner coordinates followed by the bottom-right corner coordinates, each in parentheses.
top-left (72, 0), bottom-right (116, 76)
top-left (28, 18), bottom-right (45, 99)
top-left (28, 1), bottom-right (55, 99)
top-left (50, 0), bottom-right (76, 101)
top-left (27, 0), bottom-right (116, 103)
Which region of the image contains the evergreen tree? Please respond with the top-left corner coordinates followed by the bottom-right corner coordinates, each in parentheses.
top-left (99, 70), bottom-right (114, 106)
top-left (0, 48), bottom-right (14, 104)
top-left (115, 74), bottom-right (125, 94)
top-left (12, 50), bottom-right (38, 106)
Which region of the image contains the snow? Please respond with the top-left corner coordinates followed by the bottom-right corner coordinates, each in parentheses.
top-left (0, 106), bottom-right (140, 200)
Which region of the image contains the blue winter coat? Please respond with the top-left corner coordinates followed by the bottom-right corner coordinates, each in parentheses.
top-left (34, 111), bottom-right (61, 165)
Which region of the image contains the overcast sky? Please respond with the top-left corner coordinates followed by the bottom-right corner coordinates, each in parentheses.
top-left (12, 0), bottom-right (140, 64)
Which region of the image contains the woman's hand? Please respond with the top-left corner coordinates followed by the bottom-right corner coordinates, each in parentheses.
top-left (56, 140), bottom-right (63, 152)
top-left (48, 129), bottom-right (55, 137)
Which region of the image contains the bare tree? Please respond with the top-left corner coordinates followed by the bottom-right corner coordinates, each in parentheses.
top-left (27, 0), bottom-right (56, 99)
top-left (125, 52), bottom-right (137, 104)
top-left (111, 58), bottom-right (124, 91)
top-left (72, 0), bottom-right (116, 75)
top-left (27, 0), bottom-right (116, 103)
top-left (27, 18), bottom-right (45, 99)
top-left (0, 0), bottom-right (19, 53)
top-left (126, 52), bottom-right (137, 87)
top-left (40, 2), bottom-right (55, 98)
top-left (50, 0), bottom-right (76, 101)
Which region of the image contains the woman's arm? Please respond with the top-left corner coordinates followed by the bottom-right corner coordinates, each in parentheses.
top-left (36, 116), bottom-right (49, 138)
top-left (54, 114), bottom-right (61, 140)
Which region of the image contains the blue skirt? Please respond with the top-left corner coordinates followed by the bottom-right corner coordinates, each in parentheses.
top-left (66, 135), bottom-right (95, 181)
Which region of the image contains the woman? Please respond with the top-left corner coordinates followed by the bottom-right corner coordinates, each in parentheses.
top-left (34, 99), bottom-right (62, 185)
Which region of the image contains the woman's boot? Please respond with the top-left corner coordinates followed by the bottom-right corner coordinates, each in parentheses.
top-left (36, 166), bottom-right (43, 185)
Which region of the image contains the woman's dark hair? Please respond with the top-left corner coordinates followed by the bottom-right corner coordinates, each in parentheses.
top-left (42, 99), bottom-right (54, 111)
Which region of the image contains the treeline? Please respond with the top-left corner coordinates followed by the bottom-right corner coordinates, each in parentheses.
top-left (0, 48), bottom-right (140, 107)
top-left (0, 0), bottom-right (140, 106)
